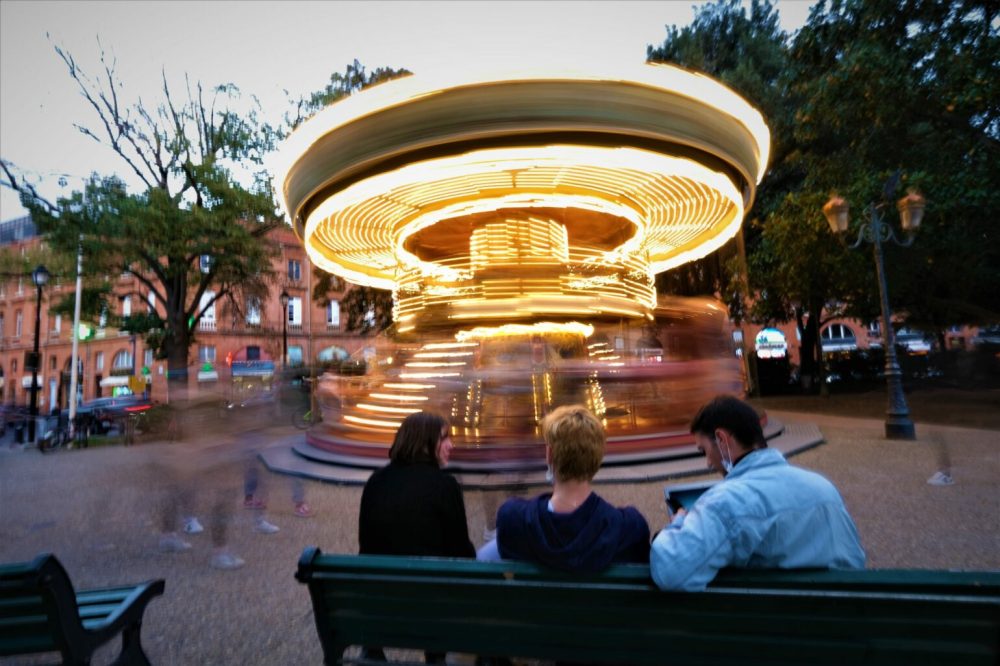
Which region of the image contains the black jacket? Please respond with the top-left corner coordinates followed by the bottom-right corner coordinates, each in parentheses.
top-left (359, 461), bottom-right (475, 558)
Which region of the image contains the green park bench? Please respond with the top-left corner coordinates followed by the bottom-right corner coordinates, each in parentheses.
top-left (0, 553), bottom-right (165, 665)
top-left (296, 547), bottom-right (1000, 665)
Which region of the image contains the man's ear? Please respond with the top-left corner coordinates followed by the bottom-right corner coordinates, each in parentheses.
top-left (715, 428), bottom-right (735, 451)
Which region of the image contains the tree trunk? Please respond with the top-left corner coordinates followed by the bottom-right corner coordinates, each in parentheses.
top-left (811, 300), bottom-right (829, 397)
top-left (165, 313), bottom-right (191, 399)
top-left (796, 307), bottom-right (816, 393)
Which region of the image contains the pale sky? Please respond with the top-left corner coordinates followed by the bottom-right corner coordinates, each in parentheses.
top-left (0, 0), bottom-right (814, 221)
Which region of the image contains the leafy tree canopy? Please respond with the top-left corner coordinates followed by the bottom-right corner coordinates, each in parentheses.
top-left (1, 44), bottom-right (281, 375)
top-left (647, 0), bottom-right (999, 389)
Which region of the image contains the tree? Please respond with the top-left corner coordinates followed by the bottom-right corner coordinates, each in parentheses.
top-left (1, 44), bottom-right (281, 384)
top-left (786, 0), bottom-right (1000, 339)
top-left (648, 0), bottom-right (1000, 391)
top-left (291, 60), bottom-right (411, 334)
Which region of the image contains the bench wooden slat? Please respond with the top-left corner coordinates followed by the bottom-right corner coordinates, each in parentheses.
top-left (298, 548), bottom-right (1000, 666)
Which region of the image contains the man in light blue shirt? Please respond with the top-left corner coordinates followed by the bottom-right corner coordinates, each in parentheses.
top-left (650, 396), bottom-right (865, 591)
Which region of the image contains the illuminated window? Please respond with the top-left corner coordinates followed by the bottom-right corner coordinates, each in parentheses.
top-left (327, 301), bottom-right (340, 328)
top-left (199, 291), bottom-right (216, 321)
top-left (246, 297), bottom-right (261, 325)
top-left (288, 297), bottom-right (302, 326)
top-left (112, 351), bottom-right (132, 370)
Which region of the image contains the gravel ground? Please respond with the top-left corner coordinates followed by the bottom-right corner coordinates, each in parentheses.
top-left (1, 412), bottom-right (998, 665)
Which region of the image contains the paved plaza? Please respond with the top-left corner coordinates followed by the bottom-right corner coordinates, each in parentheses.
top-left (1, 411), bottom-right (998, 664)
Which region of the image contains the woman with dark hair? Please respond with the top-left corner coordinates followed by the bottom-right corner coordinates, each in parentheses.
top-left (359, 411), bottom-right (475, 558)
top-left (358, 412), bottom-right (474, 663)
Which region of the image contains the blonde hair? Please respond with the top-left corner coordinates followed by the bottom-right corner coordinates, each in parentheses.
top-left (542, 405), bottom-right (605, 482)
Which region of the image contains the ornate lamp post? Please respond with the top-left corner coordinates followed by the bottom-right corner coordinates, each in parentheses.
top-left (279, 290), bottom-right (290, 370)
top-left (27, 264), bottom-right (50, 443)
top-left (823, 179), bottom-right (925, 440)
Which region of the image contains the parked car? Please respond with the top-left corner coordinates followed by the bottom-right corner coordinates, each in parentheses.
top-left (76, 396), bottom-right (153, 434)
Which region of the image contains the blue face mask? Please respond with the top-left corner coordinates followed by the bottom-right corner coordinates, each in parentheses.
top-left (714, 436), bottom-right (734, 474)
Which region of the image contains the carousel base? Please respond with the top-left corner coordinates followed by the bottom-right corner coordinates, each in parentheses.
top-left (258, 418), bottom-right (826, 489)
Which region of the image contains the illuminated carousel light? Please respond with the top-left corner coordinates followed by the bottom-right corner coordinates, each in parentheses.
top-left (369, 393), bottom-right (430, 402)
top-left (285, 63), bottom-right (768, 473)
top-left (454, 322), bottom-right (595, 342)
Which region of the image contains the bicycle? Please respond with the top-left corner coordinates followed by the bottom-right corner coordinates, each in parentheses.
top-left (39, 416), bottom-right (71, 453)
top-left (291, 406), bottom-right (321, 430)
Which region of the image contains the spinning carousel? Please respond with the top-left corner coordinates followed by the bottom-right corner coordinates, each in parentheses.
top-left (273, 62), bottom-right (770, 472)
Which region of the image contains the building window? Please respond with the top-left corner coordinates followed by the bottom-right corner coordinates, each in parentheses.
top-left (147, 292), bottom-right (156, 313)
top-left (121, 296), bottom-right (131, 317)
top-left (50, 355), bottom-right (57, 370)
top-left (0, 312), bottom-right (4, 336)
top-left (198, 345), bottom-right (216, 363)
top-left (199, 291), bottom-right (216, 321)
top-left (15, 311), bottom-right (23, 337)
top-left (246, 346), bottom-right (261, 361)
top-left (288, 345), bottom-right (304, 366)
top-left (287, 259), bottom-right (301, 281)
top-left (17, 278), bottom-right (24, 296)
top-left (867, 320), bottom-right (881, 337)
top-left (112, 351), bottom-right (132, 370)
top-left (822, 324), bottom-right (855, 340)
top-left (288, 296), bottom-right (302, 326)
top-left (144, 349), bottom-right (153, 367)
top-left (99, 305), bottom-right (108, 329)
top-left (53, 314), bottom-right (62, 333)
top-left (246, 297), bottom-right (261, 325)
top-left (96, 352), bottom-right (105, 371)
top-left (12, 359), bottom-right (17, 372)
top-left (327, 300), bottom-right (340, 328)
top-left (200, 255), bottom-right (212, 273)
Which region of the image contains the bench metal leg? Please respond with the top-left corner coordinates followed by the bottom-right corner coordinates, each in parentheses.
top-left (111, 620), bottom-right (151, 666)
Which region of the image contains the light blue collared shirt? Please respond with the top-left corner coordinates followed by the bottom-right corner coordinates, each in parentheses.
top-left (650, 448), bottom-right (865, 591)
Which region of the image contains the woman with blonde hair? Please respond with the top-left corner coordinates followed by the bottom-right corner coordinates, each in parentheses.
top-left (478, 405), bottom-right (649, 572)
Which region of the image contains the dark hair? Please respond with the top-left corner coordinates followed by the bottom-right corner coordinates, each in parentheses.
top-left (388, 411), bottom-right (449, 466)
top-left (689, 395), bottom-right (766, 450)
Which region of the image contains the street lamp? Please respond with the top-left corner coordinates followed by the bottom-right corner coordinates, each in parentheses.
top-left (279, 290), bottom-right (290, 369)
top-left (823, 178), bottom-right (925, 440)
top-left (27, 264), bottom-right (50, 443)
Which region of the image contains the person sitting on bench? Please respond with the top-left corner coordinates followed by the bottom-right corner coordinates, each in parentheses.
top-left (359, 411), bottom-right (475, 663)
top-left (650, 395), bottom-right (866, 591)
top-left (478, 405), bottom-right (649, 572)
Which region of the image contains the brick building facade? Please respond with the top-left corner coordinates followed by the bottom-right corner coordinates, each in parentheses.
top-left (0, 216), bottom-right (373, 410)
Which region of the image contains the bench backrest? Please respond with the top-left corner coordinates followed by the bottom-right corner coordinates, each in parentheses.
top-left (0, 553), bottom-right (85, 658)
top-left (297, 547), bottom-right (1000, 666)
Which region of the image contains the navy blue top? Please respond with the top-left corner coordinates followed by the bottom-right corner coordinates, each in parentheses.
top-left (496, 492), bottom-right (650, 573)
